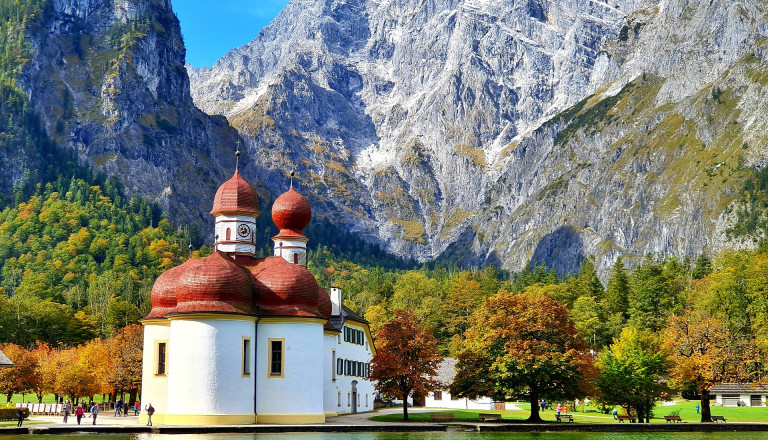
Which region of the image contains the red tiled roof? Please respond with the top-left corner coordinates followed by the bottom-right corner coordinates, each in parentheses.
top-left (210, 170), bottom-right (260, 217)
top-left (174, 252), bottom-right (256, 315)
top-left (272, 187), bottom-right (311, 237)
top-left (250, 257), bottom-right (324, 318)
top-left (144, 262), bottom-right (188, 319)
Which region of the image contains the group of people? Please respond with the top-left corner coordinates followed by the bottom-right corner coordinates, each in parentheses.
top-left (538, 400), bottom-right (569, 415)
top-left (113, 399), bottom-right (140, 417)
top-left (61, 400), bottom-right (99, 425)
top-left (15, 398), bottom-right (153, 427)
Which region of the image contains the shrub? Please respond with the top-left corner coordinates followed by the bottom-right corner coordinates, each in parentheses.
top-left (0, 408), bottom-right (29, 420)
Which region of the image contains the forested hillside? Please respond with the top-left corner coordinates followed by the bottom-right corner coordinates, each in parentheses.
top-left (0, 178), bottom-right (200, 346)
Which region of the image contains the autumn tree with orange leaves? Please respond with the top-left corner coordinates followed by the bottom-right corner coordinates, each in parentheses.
top-left (451, 288), bottom-right (595, 423)
top-left (108, 325), bottom-right (143, 403)
top-left (0, 344), bottom-right (36, 402)
top-left (370, 309), bottom-right (441, 421)
top-left (664, 313), bottom-right (760, 422)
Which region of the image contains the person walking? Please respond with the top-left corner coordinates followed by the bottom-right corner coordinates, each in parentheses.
top-left (17, 407), bottom-right (24, 427)
top-left (556, 403), bottom-right (562, 416)
top-left (563, 404), bottom-right (569, 415)
top-left (145, 403), bottom-right (155, 426)
top-left (540, 400), bottom-right (546, 412)
top-left (612, 408), bottom-right (618, 420)
top-left (75, 404), bottom-right (84, 425)
top-left (115, 399), bottom-right (122, 417)
top-left (696, 403), bottom-right (700, 414)
top-left (63, 400), bottom-right (71, 423)
top-left (134, 401), bottom-right (140, 415)
top-left (90, 402), bottom-right (99, 425)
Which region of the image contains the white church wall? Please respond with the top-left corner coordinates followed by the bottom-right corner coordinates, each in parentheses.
top-left (256, 319), bottom-right (325, 423)
top-left (335, 321), bottom-right (375, 414)
top-left (164, 317), bottom-right (256, 425)
top-left (323, 332), bottom-right (340, 416)
top-left (139, 322), bottom-right (170, 425)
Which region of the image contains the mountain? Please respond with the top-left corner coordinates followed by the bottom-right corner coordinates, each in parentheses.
top-left (11, 0), bottom-right (244, 225)
top-left (188, 0), bottom-right (768, 274)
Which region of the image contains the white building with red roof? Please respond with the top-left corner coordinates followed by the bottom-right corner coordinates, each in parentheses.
top-left (139, 170), bottom-right (376, 425)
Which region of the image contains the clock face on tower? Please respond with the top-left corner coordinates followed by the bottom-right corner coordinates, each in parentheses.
top-left (237, 224), bottom-right (251, 238)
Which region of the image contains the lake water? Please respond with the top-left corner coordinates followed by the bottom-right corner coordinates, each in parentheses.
top-left (5, 433), bottom-right (768, 440)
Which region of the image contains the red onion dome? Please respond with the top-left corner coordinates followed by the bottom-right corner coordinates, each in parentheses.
top-left (272, 187), bottom-right (311, 237)
top-left (145, 263), bottom-right (188, 320)
top-left (173, 252), bottom-right (256, 315)
top-left (251, 257), bottom-right (323, 317)
top-left (210, 170), bottom-right (260, 217)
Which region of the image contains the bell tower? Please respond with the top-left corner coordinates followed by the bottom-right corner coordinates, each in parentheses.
top-left (210, 144), bottom-right (260, 256)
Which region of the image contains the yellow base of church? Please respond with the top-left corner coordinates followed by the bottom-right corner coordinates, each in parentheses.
top-left (256, 413), bottom-right (325, 424)
top-left (138, 412), bottom-right (325, 425)
top-left (140, 413), bottom-right (256, 425)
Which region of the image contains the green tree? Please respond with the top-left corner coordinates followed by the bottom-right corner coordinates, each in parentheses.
top-left (691, 254), bottom-right (713, 280)
top-left (628, 258), bottom-right (673, 332)
top-left (390, 272), bottom-right (444, 328)
top-left (595, 328), bottom-right (668, 423)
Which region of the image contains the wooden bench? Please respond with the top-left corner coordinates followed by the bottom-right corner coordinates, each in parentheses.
top-left (664, 415), bottom-right (682, 423)
top-left (617, 415), bottom-right (636, 423)
top-left (556, 414), bottom-right (574, 422)
top-left (711, 415), bottom-right (727, 423)
top-left (479, 413), bottom-right (501, 422)
top-left (430, 413), bottom-right (455, 422)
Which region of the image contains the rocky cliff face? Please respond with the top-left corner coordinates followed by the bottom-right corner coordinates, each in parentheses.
top-left (17, 0), bottom-right (767, 276)
top-left (21, 0), bottom-right (244, 224)
top-left (189, 0), bottom-right (671, 272)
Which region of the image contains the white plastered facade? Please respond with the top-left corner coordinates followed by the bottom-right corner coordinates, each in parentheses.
top-left (140, 305), bottom-right (376, 425)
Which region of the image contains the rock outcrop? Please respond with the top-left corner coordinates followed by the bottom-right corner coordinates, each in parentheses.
top-left (21, 0), bottom-right (244, 224)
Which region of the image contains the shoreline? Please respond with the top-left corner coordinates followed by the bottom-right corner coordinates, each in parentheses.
top-left (2, 422), bottom-right (768, 435)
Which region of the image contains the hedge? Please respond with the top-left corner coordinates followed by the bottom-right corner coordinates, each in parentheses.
top-left (0, 408), bottom-right (29, 420)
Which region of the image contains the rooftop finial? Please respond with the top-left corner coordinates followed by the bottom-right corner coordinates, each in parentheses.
top-left (235, 139), bottom-right (242, 171)
top-left (290, 170), bottom-right (295, 189)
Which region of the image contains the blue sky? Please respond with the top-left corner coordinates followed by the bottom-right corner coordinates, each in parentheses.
top-left (174, 0), bottom-right (291, 67)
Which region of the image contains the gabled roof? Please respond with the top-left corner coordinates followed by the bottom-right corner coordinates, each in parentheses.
top-left (0, 349), bottom-right (13, 367)
top-left (711, 383), bottom-right (768, 394)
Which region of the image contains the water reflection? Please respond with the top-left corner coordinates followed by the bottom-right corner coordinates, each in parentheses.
top-left (7, 433), bottom-right (768, 440)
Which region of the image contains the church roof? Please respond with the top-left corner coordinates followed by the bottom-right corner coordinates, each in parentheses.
top-left (272, 187), bottom-right (311, 238)
top-left (144, 255), bottom-right (329, 321)
top-left (210, 170), bottom-right (260, 217)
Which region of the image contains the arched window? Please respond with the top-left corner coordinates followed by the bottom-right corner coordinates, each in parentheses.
top-left (293, 253), bottom-right (299, 264)
top-left (226, 228), bottom-right (231, 241)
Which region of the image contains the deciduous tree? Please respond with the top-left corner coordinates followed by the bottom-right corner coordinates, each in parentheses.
top-left (451, 288), bottom-right (595, 423)
top-left (595, 328), bottom-right (667, 423)
top-left (370, 309), bottom-right (441, 421)
top-left (664, 313), bottom-right (759, 422)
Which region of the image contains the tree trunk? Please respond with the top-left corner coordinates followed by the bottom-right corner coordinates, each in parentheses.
top-left (37, 393), bottom-right (43, 403)
top-left (5, 392), bottom-right (12, 403)
top-left (402, 389), bottom-right (409, 421)
top-left (526, 388), bottom-right (542, 423)
top-left (700, 389), bottom-right (712, 422)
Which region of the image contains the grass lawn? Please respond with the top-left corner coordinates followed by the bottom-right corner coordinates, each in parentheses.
top-left (2, 393), bottom-right (118, 405)
top-left (371, 400), bottom-right (768, 423)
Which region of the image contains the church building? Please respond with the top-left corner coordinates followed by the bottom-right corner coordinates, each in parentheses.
top-left (139, 169), bottom-right (375, 425)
